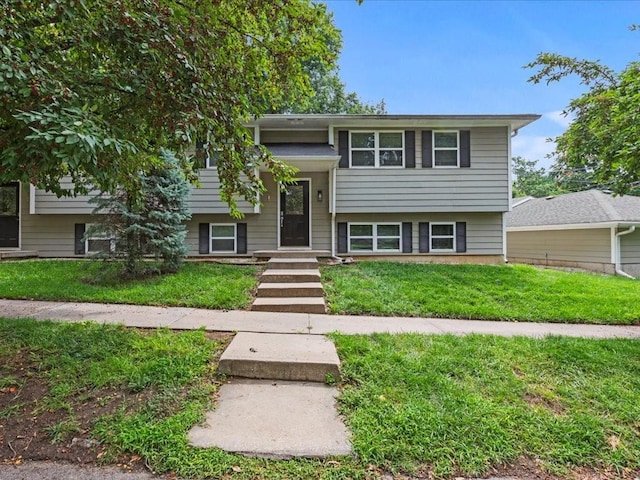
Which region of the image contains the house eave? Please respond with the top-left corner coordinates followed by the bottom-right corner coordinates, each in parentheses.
top-left (507, 221), bottom-right (640, 232)
top-left (248, 114), bottom-right (541, 131)
top-left (258, 156), bottom-right (340, 172)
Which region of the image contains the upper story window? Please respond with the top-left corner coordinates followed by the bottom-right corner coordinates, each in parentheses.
top-left (196, 140), bottom-right (222, 169)
top-left (350, 132), bottom-right (404, 168)
top-left (433, 131), bottom-right (459, 167)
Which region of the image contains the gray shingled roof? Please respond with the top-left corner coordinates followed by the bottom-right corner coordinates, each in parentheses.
top-left (506, 190), bottom-right (640, 227)
top-left (265, 143), bottom-right (338, 157)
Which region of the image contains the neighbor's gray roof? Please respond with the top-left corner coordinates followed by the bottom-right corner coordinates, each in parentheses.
top-left (506, 190), bottom-right (640, 227)
top-left (265, 143), bottom-right (338, 157)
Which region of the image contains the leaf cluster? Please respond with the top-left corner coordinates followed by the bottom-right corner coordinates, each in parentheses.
top-left (0, 1), bottom-right (339, 209)
top-left (526, 51), bottom-right (640, 195)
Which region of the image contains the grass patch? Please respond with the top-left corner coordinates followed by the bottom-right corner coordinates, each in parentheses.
top-left (333, 333), bottom-right (640, 478)
top-left (322, 261), bottom-right (640, 324)
top-left (0, 260), bottom-right (259, 310)
top-left (1, 318), bottom-right (639, 478)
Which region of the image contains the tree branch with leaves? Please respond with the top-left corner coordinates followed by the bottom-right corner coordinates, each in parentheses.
top-left (0, 0), bottom-right (340, 216)
top-left (526, 45), bottom-right (640, 195)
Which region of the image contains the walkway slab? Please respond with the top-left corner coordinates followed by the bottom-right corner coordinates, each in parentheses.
top-left (169, 309), bottom-right (311, 333)
top-left (218, 332), bottom-right (340, 382)
top-left (2, 299), bottom-right (640, 339)
top-left (188, 379), bottom-right (351, 458)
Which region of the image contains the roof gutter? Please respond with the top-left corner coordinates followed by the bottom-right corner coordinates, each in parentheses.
top-left (615, 225), bottom-right (636, 279)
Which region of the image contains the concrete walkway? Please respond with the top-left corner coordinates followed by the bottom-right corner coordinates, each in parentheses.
top-left (1, 298), bottom-right (639, 338)
top-left (2, 298), bottom-right (638, 479)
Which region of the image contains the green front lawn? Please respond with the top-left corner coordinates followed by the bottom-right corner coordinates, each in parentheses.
top-left (0, 260), bottom-right (259, 310)
top-left (322, 261), bottom-right (640, 324)
top-left (334, 333), bottom-right (640, 478)
top-left (1, 319), bottom-right (639, 479)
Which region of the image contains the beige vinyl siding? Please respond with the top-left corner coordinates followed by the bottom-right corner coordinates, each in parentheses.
top-left (261, 130), bottom-right (328, 144)
top-left (621, 229), bottom-right (640, 263)
top-left (33, 180), bottom-right (95, 214)
top-left (21, 183), bottom-right (91, 256)
top-left (33, 171), bottom-right (255, 215)
top-left (507, 229), bottom-right (612, 264)
top-left (337, 212), bottom-right (503, 255)
top-left (334, 127), bottom-right (509, 213)
top-left (187, 171), bottom-right (332, 255)
top-left (190, 169), bottom-right (255, 215)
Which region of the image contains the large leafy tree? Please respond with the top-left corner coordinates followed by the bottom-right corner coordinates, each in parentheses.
top-left (526, 51), bottom-right (640, 195)
top-left (512, 156), bottom-right (562, 198)
top-left (0, 0), bottom-right (339, 214)
top-left (277, 19), bottom-right (386, 115)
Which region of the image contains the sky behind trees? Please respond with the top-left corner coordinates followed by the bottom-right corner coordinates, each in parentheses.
top-left (324, 0), bottom-right (639, 168)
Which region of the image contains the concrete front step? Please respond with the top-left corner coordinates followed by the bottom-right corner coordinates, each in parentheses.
top-left (254, 249), bottom-right (331, 259)
top-left (251, 297), bottom-right (326, 314)
top-left (260, 268), bottom-right (321, 283)
top-left (257, 282), bottom-right (324, 298)
top-left (267, 258), bottom-right (319, 270)
top-left (188, 379), bottom-right (351, 458)
top-left (218, 332), bottom-right (340, 382)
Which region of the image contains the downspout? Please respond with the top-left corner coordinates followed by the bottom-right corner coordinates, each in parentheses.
top-left (615, 225), bottom-right (636, 278)
top-left (331, 165), bottom-right (337, 258)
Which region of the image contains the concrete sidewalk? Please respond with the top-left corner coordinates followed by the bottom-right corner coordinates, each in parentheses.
top-left (1, 298), bottom-right (639, 338)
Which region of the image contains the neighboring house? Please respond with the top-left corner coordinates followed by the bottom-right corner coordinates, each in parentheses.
top-left (2, 114), bottom-right (539, 262)
top-left (506, 189), bottom-right (640, 278)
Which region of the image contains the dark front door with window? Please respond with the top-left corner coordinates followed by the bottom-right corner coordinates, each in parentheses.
top-left (280, 181), bottom-right (310, 247)
top-left (0, 183), bottom-right (19, 248)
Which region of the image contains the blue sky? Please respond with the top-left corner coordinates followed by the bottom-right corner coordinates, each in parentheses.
top-left (323, 0), bottom-right (640, 169)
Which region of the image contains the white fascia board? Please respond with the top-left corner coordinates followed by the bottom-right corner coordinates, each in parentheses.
top-left (507, 222), bottom-right (640, 232)
top-left (29, 183), bottom-right (36, 214)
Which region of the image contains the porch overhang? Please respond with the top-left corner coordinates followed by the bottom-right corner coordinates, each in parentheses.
top-left (260, 144), bottom-right (340, 172)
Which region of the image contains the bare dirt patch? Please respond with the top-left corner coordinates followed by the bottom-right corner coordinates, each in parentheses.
top-left (0, 331), bottom-right (233, 473)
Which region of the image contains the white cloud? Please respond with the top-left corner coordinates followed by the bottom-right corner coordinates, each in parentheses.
top-left (545, 110), bottom-right (574, 129)
top-left (512, 134), bottom-right (557, 169)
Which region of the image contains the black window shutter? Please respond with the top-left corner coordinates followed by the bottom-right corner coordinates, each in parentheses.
top-left (237, 223), bottom-right (247, 254)
top-left (456, 222), bottom-right (467, 253)
top-left (418, 222), bottom-right (430, 253)
top-left (199, 223), bottom-right (209, 254)
top-left (460, 130), bottom-right (471, 168)
top-left (74, 223), bottom-right (86, 255)
top-left (337, 222), bottom-right (348, 254)
top-left (402, 222), bottom-right (413, 253)
top-left (404, 131), bottom-right (415, 168)
top-left (421, 130), bottom-right (433, 168)
top-left (338, 131), bottom-right (349, 168)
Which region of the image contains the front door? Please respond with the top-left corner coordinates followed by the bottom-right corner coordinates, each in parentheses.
top-left (280, 181), bottom-right (310, 247)
top-left (0, 183), bottom-right (19, 248)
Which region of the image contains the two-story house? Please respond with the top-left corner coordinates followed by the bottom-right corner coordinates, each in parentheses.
top-left (2, 114), bottom-right (539, 261)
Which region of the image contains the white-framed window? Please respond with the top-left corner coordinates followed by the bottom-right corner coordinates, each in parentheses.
top-left (350, 131), bottom-right (404, 168)
top-left (348, 223), bottom-right (401, 252)
top-left (85, 225), bottom-right (116, 255)
top-left (433, 131), bottom-right (459, 167)
top-left (210, 223), bottom-right (236, 253)
top-left (430, 223), bottom-right (455, 252)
